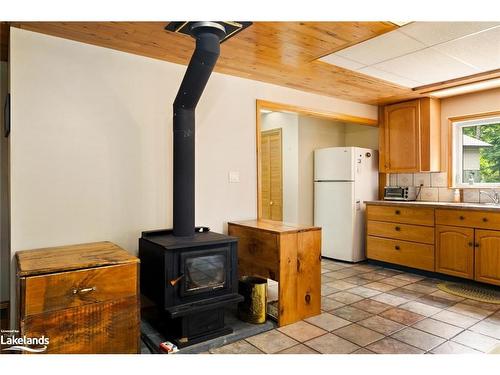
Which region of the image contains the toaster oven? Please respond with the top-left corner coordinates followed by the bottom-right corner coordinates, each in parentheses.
top-left (384, 186), bottom-right (418, 201)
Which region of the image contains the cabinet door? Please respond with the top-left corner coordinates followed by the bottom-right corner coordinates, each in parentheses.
top-left (383, 100), bottom-right (420, 172)
top-left (435, 225), bottom-right (474, 279)
top-left (475, 229), bottom-right (500, 286)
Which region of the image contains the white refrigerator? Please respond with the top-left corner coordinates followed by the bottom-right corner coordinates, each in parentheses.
top-left (314, 147), bottom-right (378, 262)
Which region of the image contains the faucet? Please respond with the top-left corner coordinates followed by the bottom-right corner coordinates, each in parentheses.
top-left (480, 189), bottom-right (500, 205)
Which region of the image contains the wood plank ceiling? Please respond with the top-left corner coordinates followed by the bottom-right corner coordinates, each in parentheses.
top-left (6, 22), bottom-right (424, 105)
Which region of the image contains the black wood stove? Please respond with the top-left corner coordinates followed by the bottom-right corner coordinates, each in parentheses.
top-left (139, 21), bottom-right (251, 347)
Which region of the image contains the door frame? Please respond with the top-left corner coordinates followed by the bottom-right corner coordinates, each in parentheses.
top-left (256, 99), bottom-right (378, 219)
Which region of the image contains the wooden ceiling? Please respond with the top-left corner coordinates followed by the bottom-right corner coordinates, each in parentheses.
top-left (5, 22), bottom-right (425, 104)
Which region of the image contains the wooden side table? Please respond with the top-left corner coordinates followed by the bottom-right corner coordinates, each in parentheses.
top-left (228, 219), bottom-right (321, 326)
top-left (16, 241), bottom-right (140, 354)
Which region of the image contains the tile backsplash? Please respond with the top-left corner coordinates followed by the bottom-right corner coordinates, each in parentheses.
top-left (387, 172), bottom-right (497, 203)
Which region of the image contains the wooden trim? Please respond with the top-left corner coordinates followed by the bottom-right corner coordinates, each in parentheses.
top-left (378, 173), bottom-right (387, 200)
top-left (447, 110), bottom-right (500, 123)
top-left (256, 99), bottom-right (378, 219)
top-left (256, 102), bottom-right (263, 220)
top-left (447, 110), bottom-right (500, 188)
top-left (256, 100), bottom-right (378, 127)
top-left (414, 69), bottom-right (500, 94)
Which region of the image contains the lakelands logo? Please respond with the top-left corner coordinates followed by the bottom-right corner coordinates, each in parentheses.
top-left (1, 330), bottom-right (49, 353)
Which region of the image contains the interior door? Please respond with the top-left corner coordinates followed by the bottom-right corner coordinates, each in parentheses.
top-left (260, 129), bottom-right (283, 221)
top-left (435, 225), bottom-right (474, 279)
top-left (475, 229), bottom-right (500, 286)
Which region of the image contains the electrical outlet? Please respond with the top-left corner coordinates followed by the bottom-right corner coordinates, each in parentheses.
top-left (228, 171), bottom-right (240, 183)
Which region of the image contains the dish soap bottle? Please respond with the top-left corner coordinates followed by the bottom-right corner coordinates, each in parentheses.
top-left (453, 188), bottom-right (461, 203)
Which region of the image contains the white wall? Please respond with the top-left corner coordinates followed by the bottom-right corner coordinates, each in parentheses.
top-left (261, 112), bottom-right (299, 223)
top-left (298, 117), bottom-right (347, 225)
top-left (9, 28), bottom-right (377, 321)
top-left (344, 123), bottom-right (379, 150)
top-left (0, 61), bottom-right (8, 303)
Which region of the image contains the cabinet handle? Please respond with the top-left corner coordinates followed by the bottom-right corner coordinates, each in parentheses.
top-left (482, 217), bottom-right (488, 222)
top-left (72, 286), bottom-right (96, 295)
top-left (395, 210), bottom-right (401, 215)
top-left (475, 243), bottom-right (480, 248)
top-left (395, 245), bottom-right (400, 250)
top-left (459, 216), bottom-right (465, 220)
top-left (468, 242), bottom-right (473, 247)
top-left (395, 226), bottom-right (401, 231)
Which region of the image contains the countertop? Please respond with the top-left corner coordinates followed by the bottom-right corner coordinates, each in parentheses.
top-left (365, 200), bottom-right (500, 212)
top-left (228, 219), bottom-right (321, 234)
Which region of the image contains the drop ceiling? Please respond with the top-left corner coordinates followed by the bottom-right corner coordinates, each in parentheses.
top-left (320, 22), bottom-right (500, 88)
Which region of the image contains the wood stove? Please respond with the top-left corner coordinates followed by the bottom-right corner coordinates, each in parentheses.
top-left (139, 228), bottom-right (242, 347)
top-left (139, 22), bottom-right (251, 347)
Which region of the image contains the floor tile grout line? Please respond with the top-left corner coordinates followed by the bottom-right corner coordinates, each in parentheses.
top-left (242, 339), bottom-right (267, 354)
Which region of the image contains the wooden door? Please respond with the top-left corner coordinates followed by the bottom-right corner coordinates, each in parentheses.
top-left (260, 129), bottom-right (283, 221)
top-left (383, 100), bottom-right (420, 172)
top-left (435, 225), bottom-right (474, 279)
top-left (475, 229), bottom-right (500, 286)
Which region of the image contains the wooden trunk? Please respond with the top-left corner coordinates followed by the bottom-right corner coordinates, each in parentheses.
top-left (16, 241), bottom-right (140, 354)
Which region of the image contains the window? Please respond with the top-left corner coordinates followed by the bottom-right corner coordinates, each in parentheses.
top-left (452, 114), bottom-right (500, 187)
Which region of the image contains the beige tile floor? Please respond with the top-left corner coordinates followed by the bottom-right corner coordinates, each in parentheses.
top-left (210, 259), bottom-right (500, 354)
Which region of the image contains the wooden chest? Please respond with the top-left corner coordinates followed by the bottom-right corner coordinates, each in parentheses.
top-left (16, 241), bottom-right (140, 354)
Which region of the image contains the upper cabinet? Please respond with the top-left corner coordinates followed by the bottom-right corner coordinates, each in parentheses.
top-left (379, 98), bottom-right (441, 173)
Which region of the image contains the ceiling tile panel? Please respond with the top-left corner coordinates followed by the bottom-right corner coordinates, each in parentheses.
top-left (357, 66), bottom-right (423, 88)
top-left (335, 30), bottom-right (426, 66)
top-left (435, 26), bottom-right (500, 71)
top-left (373, 48), bottom-right (480, 85)
top-left (319, 54), bottom-right (365, 70)
top-left (399, 21), bottom-right (500, 46)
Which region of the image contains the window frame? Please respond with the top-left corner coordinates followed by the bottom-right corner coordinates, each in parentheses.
top-left (448, 111), bottom-right (500, 189)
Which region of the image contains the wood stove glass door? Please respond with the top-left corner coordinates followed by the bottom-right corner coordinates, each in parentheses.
top-left (181, 251), bottom-right (227, 296)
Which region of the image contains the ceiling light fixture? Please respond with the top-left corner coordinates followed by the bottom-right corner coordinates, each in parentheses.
top-left (427, 77), bottom-right (500, 98)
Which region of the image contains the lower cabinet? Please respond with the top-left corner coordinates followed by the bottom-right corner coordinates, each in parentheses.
top-left (475, 229), bottom-right (500, 286)
top-left (436, 226), bottom-right (500, 286)
top-left (367, 204), bottom-right (500, 287)
top-left (435, 225), bottom-right (474, 279)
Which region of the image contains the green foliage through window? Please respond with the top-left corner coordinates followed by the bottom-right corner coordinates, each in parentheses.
top-left (463, 123), bottom-right (500, 183)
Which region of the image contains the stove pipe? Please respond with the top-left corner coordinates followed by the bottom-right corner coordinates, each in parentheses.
top-left (172, 22), bottom-right (226, 237)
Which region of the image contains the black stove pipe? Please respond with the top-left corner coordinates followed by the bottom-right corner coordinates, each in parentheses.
top-left (172, 23), bottom-right (225, 237)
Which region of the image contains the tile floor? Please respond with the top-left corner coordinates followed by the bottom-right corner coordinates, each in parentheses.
top-left (210, 259), bottom-right (500, 354)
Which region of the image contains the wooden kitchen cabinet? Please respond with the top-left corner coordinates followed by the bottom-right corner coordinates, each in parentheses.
top-left (475, 229), bottom-right (500, 286)
top-left (366, 204), bottom-right (435, 271)
top-left (366, 202), bottom-right (500, 287)
top-left (379, 98), bottom-right (440, 173)
top-left (435, 225), bottom-right (474, 279)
